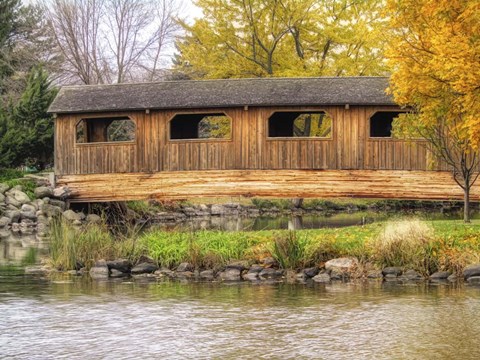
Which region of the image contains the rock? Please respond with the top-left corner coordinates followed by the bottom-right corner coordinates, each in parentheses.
top-left (218, 268), bottom-right (241, 281)
top-left (0, 183), bottom-right (9, 194)
top-left (49, 199), bottom-right (66, 211)
top-left (131, 262), bottom-right (159, 274)
top-left (7, 190), bottom-right (30, 205)
top-left (0, 230), bottom-right (10, 239)
top-left (210, 204), bottom-right (225, 216)
top-left (0, 193), bottom-right (5, 203)
top-left (72, 220), bottom-right (82, 226)
top-left (0, 216), bottom-right (10, 228)
top-left (382, 267), bottom-right (403, 277)
top-left (89, 261), bottom-right (109, 279)
top-left (155, 268), bottom-right (175, 278)
top-left (25, 265), bottom-right (52, 275)
top-left (367, 270), bottom-right (383, 279)
top-left (262, 257), bottom-right (277, 267)
top-left (303, 267), bottom-right (319, 278)
top-left (466, 276), bottom-right (480, 285)
top-left (199, 269), bottom-right (215, 280)
top-left (63, 210), bottom-right (86, 222)
top-left (259, 268), bottom-right (284, 280)
top-left (20, 210), bottom-right (37, 221)
top-left (34, 186), bottom-right (53, 199)
top-left (21, 204), bottom-right (36, 213)
top-left (198, 204), bottom-right (209, 212)
top-left (86, 214), bottom-right (102, 224)
top-left (248, 264), bottom-right (264, 273)
top-left (107, 259), bottom-right (132, 273)
top-left (243, 272), bottom-right (259, 281)
top-left (3, 210), bottom-right (21, 223)
top-left (5, 196), bottom-right (21, 208)
top-left (24, 174), bottom-right (51, 187)
top-left (330, 268), bottom-right (349, 281)
top-left (312, 273), bottom-right (331, 283)
top-left (110, 269), bottom-right (129, 278)
top-left (404, 270), bottom-right (424, 281)
top-left (41, 204), bottom-right (62, 217)
top-left (137, 255), bottom-right (156, 264)
top-left (176, 271), bottom-right (195, 279)
top-left (53, 186), bottom-right (71, 199)
top-left (463, 264), bottom-right (480, 279)
top-left (176, 262), bottom-right (194, 272)
top-left (430, 271), bottom-right (451, 281)
top-left (226, 260), bottom-right (249, 271)
top-left (447, 274), bottom-right (458, 282)
top-left (325, 257), bottom-right (358, 273)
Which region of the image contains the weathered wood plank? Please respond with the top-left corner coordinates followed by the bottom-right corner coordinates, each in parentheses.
top-left (57, 169), bottom-right (479, 203)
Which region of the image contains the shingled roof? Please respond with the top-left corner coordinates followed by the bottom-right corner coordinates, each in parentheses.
top-left (48, 76), bottom-right (395, 114)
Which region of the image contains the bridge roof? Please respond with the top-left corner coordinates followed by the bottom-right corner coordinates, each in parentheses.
top-left (48, 76), bottom-right (395, 114)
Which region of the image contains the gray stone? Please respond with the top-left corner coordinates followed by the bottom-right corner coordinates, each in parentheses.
top-left (259, 268), bottom-right (284, 280)
top-left (382, 267), bottom-right (403, 276)
top-left (155, 268), bottom-right (175, 278)
top-left (210, 204), bottom-right (225, 216)
top-left (63, 210), bottom-right (86, 222)
top-left (21, 204), bottom-right (36, 213)
top-left (367, 270), bottom-right (383, 279)
top-left (24, 174), bottom-right (51, 187)
top-left (177, 262), bottom-right (194, 272)
top-left (447, 274), bottom-right (458, 282)
top-left (95, 259), bottom-right (107, 267)
top-left (0, 183), bottom-right (9, 194)
top-left (89, 265), bottom-right (109, 279)
top-left (463, 264), bottom-right (480, 279)
top-left (4, 210), bottom-right (21, 223)
top-left (53, 186), bottom-right (71, 199)
top-left (303, 266), bottom-right (319, 278)
top-left (131, 262), bottom-right (159, 274)
top-left (0, 216), bottom-right (10, 228)
top-left (5, 196), bottom-right (21, 208)
top-left (262, 257), bottom-right (277, 267)
top-left (199, 269), bottom-right (215, 280)
top-left (86, 214), bottom-right (102, 224)
top-left (49, 199), bottom-right (66, 210)
top-left (218, 268), bottom-right (241, 281)
top-left (41, 204), bottom-right (62, 217)
top-left (110, 269), bottom-right (128, 278)
top-left (312, 273), bottom-right (331, 283)
top-left (243, 272), bottom-right (259, 281)
top-left (0, 193), bottom-right (5, 203)
top-left (20, 210), bottom-right (37, 221)
top-left (107, 259), bottom-right (132, 273)
top-left (466, 276), bottom-right (480, 285)
top-left (330, 268), bottom-right (349, 281)
top-left (25, 265), bottom-right (52, 275)
top-left (7, 190), bottom-right (30, 205)
top-left (34, 186), bottom-right (53, 199)
top-left (404, 270), bottom-right (424, 280)
top-left (176, 271), bottom-right (195, 279)
top-left (0, 230), bottom-right (10, 239)
top-left (198, 204), bottom-right (209, 212)
top-left (226, 260), bottom-right (249, 271)
top-left (248, 264), bottom-right (264, 273)
top-left (325, 257), bottom-right (358, 273)
top-left (430, 271), bottom-right (451, 280)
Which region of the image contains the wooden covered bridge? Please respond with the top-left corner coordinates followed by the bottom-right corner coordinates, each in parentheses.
top-left (48, 77), bottom-right (480, 202)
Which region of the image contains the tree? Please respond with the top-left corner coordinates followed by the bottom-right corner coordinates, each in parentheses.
top-left (0, 67), bottom-right (57, 169)
top-left (175, 0), bottom-right (389, 79)
top-left (46, 0), bottom-right (182, 84)
top-left (386, 0), bottom-right (480, 222)
top-left (0, 0), bottom-right (21, 87)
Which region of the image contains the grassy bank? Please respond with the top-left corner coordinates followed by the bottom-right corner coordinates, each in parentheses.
top-left (48, 217), bottom-right (480, 276)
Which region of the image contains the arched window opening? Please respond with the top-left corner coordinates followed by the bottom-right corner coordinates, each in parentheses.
top-left (76, 117), bottom-right (135, 143)
top-left (170, 113), bottom-right (232, 140)
top-left (268, 111), bottom-right (332, 138)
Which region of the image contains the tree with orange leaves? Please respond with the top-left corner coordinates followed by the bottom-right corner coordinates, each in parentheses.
top-left (386, 0), bottom-right (480, 222)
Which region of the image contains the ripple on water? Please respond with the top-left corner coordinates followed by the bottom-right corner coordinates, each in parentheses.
top-left (1, 278), bottom-right (480, 359)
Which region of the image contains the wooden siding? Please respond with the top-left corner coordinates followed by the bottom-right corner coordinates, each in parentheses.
top-left (55, 105), bottom-right (440, 176)
top-left (57, 170), bottom-right (480, 203)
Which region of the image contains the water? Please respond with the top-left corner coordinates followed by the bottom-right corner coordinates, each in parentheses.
top-left (1, 272), bottom-right (480, 359)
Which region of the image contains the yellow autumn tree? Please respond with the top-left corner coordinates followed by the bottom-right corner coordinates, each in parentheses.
top-left (175, 0), bottom-right (389, 79)
top-left (386, 0), bottom-right (480, 222)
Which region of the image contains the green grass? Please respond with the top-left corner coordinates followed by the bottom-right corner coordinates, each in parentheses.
top-left (0, 168), bottom-right (26, 182)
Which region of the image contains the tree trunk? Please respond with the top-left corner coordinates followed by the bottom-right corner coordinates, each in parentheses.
top-left (464, 186), bottom-right (471, 223)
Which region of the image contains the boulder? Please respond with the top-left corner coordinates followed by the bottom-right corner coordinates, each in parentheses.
top-left (7, 189), bottom-right (30, 205)
top-left (3, 210), bottom-right (21, 223)
top-left (86, 214), bottom-right (102, 224)
top-left (248, 264), bottom-right (264, 273)
top-left (210, 204), bottom-right (225, 216)
top-left (89, 260), bottom-right (109, 279)
top-left (131, 262), bottom-right (159, 275)
top-left (463, 264), bottom-right (480, 279)
top-left (325, 257), bottom-right (358, 273)
top-left (63, 210), bottom-right (86, 222)
top-left (312, 273), bottom-right (331, 283)
top-left (404, 270), bottom-right (424, 281)
top-left (261, 257), bottom-right (277, 267)
top-left (466, 276), bottom-right (480, 285)
top-left (0, 216), bottom-right (10, 228)
top-left (429, 271), bottom-right (451, 281)
top-left (107, 259), bottom-right (132, 273)
top-left (303, 266), bottom-right (320, 278)
top-left (0, 193), bottom-right (5, 203)
top-left (110, 269), bottom-right (129, 278)
top-left (367, 270), bottom-right (383, 279)
top-left (447, 274), bottom-right (458, 282)
top-left (53, 186), bottom-right (71, 199)
top-left (41, 204), bottom-right (62, 217)
top-left (226, 260), bottom-right (249, 271)
top-left (21, 204), bottom-right (37, 213)
top-left (0, 183), bottom-right (9, 194)
top-left (24, 174), bottom-right (51, 187)
top-left (259, 268), bottom-right (284, 280)
top-left (20, 210), bottom-right (37, 221)
top-left (176, 262), bottom-right (194, 272)
top-left (49, 199), bottom-right (66, 210)
top-left (25, 265), bottom-right (53, 275)
top-left (382, 267), bottom-right (403, 277)
top-left (218, 268), bottom-right (241, 281)
top-left (199, 269), bottom-right (215, 280)
top-left (155, 268), bottom-right (175, 278)
top-left (176, 271), bottom-right (195, 280)
top-left (34, 186), bottom-right (54, 199)
top-left (5, 196), bottom-right (21, 208)
top-left (243, 272), bottom-right (259, 281)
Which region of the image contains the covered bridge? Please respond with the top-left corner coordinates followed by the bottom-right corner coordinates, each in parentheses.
top-left (48, 77), bottom-right (480, 202)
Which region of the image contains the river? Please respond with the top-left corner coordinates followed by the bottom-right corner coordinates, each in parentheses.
top-left (1, 269), bottom-right (480, 359)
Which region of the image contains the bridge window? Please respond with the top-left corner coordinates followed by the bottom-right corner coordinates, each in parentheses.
top-left (370, 111), bottom-right (405, 138)
top-left (268, 111), bottom-right (332, 138)
top-left (170, 113), bottom-right (232, 140)
top-left (76, 117), bottom-right (136, 143)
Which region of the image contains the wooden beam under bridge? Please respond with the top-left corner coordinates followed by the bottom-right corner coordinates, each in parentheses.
top-left (55, 169), bottom-right (479, 203)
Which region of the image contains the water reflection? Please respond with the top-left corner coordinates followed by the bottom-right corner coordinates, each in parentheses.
top-left (0, 232), bottom-right (48, 266)
top-left (1, 274), bottom-right (480, 359)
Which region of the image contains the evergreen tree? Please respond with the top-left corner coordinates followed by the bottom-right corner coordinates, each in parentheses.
top-left (0, 67), bottom-right (57, 169)
top-left (0, 0), bottom-right (21, 85)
